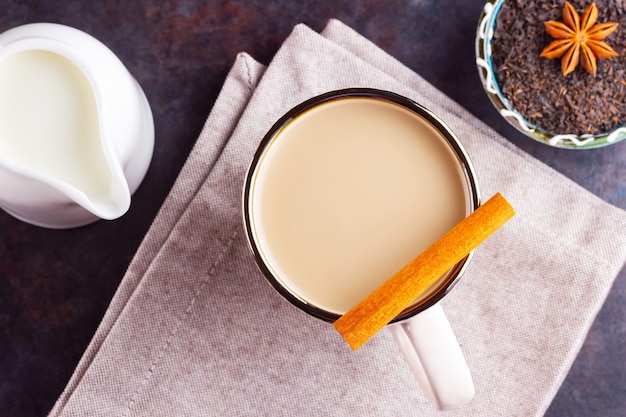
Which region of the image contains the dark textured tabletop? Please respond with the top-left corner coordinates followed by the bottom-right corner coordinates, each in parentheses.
top-left (1, 1), bottom-right (625, 416)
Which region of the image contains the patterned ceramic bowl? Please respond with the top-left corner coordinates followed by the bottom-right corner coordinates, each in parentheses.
top-left (475, 0), bottom-right (626, 149)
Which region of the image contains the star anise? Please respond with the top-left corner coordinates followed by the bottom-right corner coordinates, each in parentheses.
top-left (540, 1), bottom-right (619, 76)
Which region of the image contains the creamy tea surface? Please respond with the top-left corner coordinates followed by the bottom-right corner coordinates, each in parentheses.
top-left (251, 97), bottom-right (469, 314)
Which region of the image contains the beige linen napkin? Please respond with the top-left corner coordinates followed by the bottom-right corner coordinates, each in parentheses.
top-left (50, 20), bottom-right (626, 417)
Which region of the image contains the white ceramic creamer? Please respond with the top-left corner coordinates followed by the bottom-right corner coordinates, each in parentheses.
top-left (0, 23), bottom-right (154, 228)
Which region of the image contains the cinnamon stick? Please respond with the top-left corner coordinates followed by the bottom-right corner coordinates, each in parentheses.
top-left (333, 192), bottom-right (515, 350)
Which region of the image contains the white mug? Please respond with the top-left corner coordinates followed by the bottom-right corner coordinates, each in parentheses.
top-left (243, 88), bottom-right (479, 410)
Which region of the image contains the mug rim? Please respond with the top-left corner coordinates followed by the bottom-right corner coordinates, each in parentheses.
top-left (242, 88), bottom-right (481, 323)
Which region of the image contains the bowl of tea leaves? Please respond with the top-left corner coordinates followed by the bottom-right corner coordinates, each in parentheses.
top-left (476, 0), bottom-right (626, 149)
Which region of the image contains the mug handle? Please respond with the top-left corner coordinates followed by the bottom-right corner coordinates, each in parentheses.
top-left (388, 303), bottom-right (474, 411)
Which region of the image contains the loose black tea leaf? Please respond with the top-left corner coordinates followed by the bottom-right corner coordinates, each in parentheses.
top-left (492, 0), bottom-right (626, 135)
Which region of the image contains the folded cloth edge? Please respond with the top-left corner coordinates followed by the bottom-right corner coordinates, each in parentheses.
top-left (47, 52), bottom-right (266, 417)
